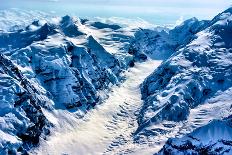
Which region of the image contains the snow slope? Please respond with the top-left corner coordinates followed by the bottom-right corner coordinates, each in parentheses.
top-left (138, 7), bottom-right (232, 154)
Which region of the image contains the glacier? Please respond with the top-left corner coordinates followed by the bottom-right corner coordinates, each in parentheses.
top-left (0, 7), bottom-right (232, 155)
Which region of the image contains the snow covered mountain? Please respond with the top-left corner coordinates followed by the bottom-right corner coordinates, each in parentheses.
top-left (0, 7), bottom-right (232, 155)
top-left (0, 10), bottom-right (148, 154)
top-left (129, 17), bottom-right (209, 60)
top-left (137, 7), bottom-right (232, 154)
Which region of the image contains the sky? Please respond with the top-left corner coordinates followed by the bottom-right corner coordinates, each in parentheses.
top-left (1, 0), bottom-right (232, 25)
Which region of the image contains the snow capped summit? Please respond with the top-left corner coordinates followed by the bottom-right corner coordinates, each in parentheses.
top-left (59, 15), bottom-right (84, 37)
top-left (210, 7), bottom-right (232, 25)
top-left (129, 17), bottom-right (208, 61)
top-left (169, 17), bottom-right (209, 45)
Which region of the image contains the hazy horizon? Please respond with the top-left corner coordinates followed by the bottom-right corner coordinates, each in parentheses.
top-left (1, 0), bottom-right (232, 25)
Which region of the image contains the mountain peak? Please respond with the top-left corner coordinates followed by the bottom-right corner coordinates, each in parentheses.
top-left (59, 15), bottom-right (84, 37)
top-left (223, 6), bottom-right (232, 14)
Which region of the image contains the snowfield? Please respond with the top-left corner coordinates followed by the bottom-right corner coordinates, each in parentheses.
top-left (0, 7), bottom-right (232, 155)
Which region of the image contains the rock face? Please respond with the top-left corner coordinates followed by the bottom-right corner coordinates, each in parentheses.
top-left (138, 7), bottom-right (232, 153)
top-left (0, 13), bottom-right (136, 153)
top-left (0, 54), bottom-right (52, 154)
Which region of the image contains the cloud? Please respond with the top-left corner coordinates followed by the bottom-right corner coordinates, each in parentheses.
top-left (1, 0), bottom-right (232, 25)
top-left (175, 16), bottom-right (184, 26)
